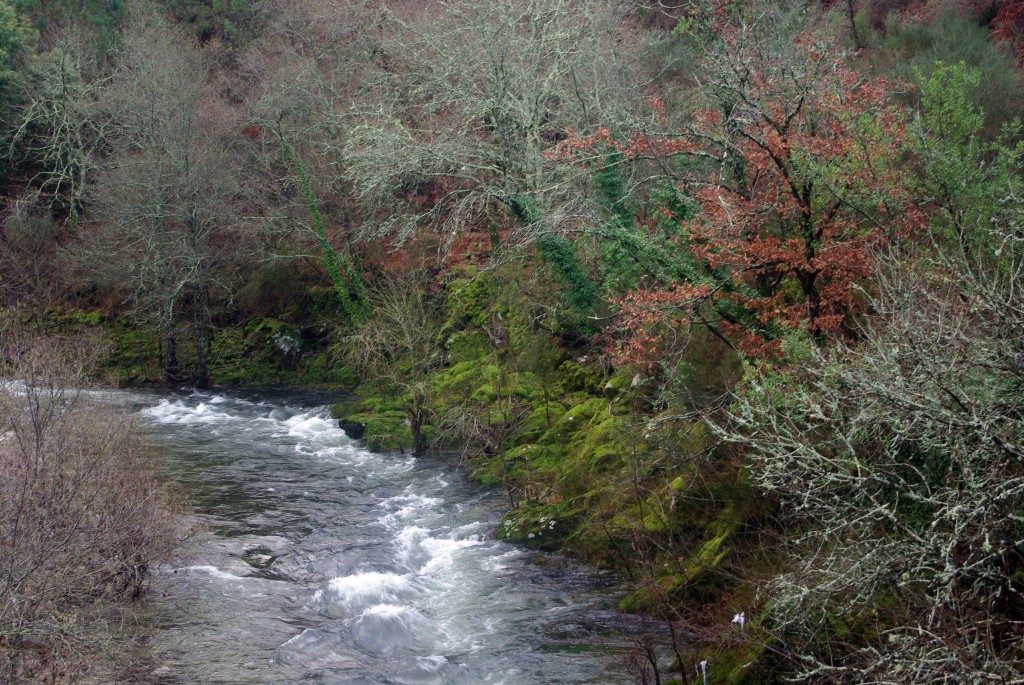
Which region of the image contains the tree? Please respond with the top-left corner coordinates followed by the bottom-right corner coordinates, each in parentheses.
top-left (557, 6), bottom-right (924, 360)
top-left (0, 212), bottom-right (62, 324)
top-left (716, 64), bottom-right (1024, 684)
top-left (86, 7), bottom-right (238, 387)
top-left (0, 0), bottom-right (35, 103)
top-left (6, 26), bottom-right (108, 221)
top-left (342, 0), bottom-right (657, 257)
top-left (0, 319), bottom-right (180, 683)
top-left (241, 0), bottom-right (375, 321)
top-left (344, 270), bottom-right (444, 456)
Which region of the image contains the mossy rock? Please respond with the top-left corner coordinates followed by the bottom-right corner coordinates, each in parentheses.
top-left (512, 402), bottom-right (566, 445)
top-left (338, 410), bottom-right (414, 453)
top-left (497, 500), bottom-right (579, 550)
top-left (470, 383), bottom-right (497, 403)
top-left (570, 412), bottom-right (636, 470)
top-left (556, 359), bottom-right (604, 394)
top-left (101, 321), bottom-right (163, 385)
top-left (444, 272), bottom-right (498, 328)
top-left (432, 361), bottom-right (498, 398)
top-left (539, 396), bottom-right (607, 446)
top-left (209, 317), bottom-right (353, 388)
top-left (446, 330), bottom-right (490, 364)
top-left (504, 443), bottom-right (565, 469)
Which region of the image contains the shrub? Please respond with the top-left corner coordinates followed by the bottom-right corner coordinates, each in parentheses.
top-left (0, 319), bottom-right (181, 683)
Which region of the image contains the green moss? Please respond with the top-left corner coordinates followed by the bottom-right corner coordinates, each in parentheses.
top-left (665, 503), bottom-right (745, 598)
top-left (340, 410), bottom-right (414, 452)
top-left (556, 359), bottom-right (604, 394)
top-left (204, 317), bottom-right (354, 388)
top-left (444, 272), bottom-right (498, 328)
top-left (513, 402), bottom-right (566, 445)
top-left (497, 500), bottom-right (580, 550)
top-left (432, 361), bottom-right (498, 397)
top-left (99, 321), bottom-right (163, 385)
top-left (572, 413), bottom-right (633, 468)
top-left (294, 352), bottom-right (357, 387)
top-left (447, 330), bottom-right (490, 363)
top-left (539, 396), bottom-right (607, 445)
top-left (618, 580), bottom-right (674, 614)
top-left (470, 383), bottom-right (497, 403)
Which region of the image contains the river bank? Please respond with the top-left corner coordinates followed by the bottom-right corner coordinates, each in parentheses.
top-left (133, 388), bottom-right (660, 684)
top-left (37, 284), bottom-right (762, 684)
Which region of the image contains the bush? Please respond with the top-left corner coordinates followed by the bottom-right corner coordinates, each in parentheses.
top-left (0, 320), bottom-right (181, 683)
top-left (871, 11), bottom-right (1024, 130)
top-left (716, 114), bottom-right (1024, 682)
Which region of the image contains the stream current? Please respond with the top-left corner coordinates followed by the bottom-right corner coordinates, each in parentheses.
top-left (129, 388), bottom-right (643, 684)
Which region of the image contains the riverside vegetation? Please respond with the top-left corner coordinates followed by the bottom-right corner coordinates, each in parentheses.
top-left (2, 0), bottom-right (1023, 683)
top-left (0, 321), bottom-right (182, 684)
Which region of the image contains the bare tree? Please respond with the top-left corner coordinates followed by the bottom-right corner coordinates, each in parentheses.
top-left (86, 6), bottom-right (238, 387)
top-left (715, 165), bottom-right (1024, 684)
top-left (5, 25), bottom-right (108, 221)
top-left (0, 213), bottom-right (62, 324)
top-left (342, 0), bottom-right (659, 249)
top-left (343, 270), bottom-right (444, 456)
top-left (240, 0), bottom-right (378, 320)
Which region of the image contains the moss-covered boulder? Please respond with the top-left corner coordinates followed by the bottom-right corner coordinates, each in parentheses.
top-left (497, 500), bottom-right (580, 550)
top-left (340, 410), bottom-right (414, 452)
top-left (332, 395), bottom-right (434, 453)
top-left (446, 330), bottom-right (490, 364)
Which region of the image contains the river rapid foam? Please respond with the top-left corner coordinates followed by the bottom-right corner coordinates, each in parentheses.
top-left (131, 389), bottom-right (638, 684)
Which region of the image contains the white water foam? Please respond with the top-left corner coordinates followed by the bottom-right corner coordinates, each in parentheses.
top-left (480, 549), bottom-right (523, 574)
top-left (282, 411), bottom-right (346, 442)
top-left (418, 535), bottom-right (484, 575)
top-left (360, 602), bottom-right (410, 618)
top-left (177, 565), bottom-right (248, 581)
top-left (312, 571), bottom-right (416, 611)
top-left (395, 525), bottom-right (430, 563)
top-left (144, 399), bottom-right (230, 425)
top-left (378, 490), bottom-right (442, 528)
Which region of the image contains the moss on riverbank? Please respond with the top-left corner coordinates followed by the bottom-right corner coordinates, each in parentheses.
top-left (37, 307), bottom-right (357, 389)
top-left (48, 281), bottom-right (763, 681)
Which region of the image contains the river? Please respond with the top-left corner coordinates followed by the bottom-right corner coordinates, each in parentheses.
top-left (126, 388), bottom-right (649, 684)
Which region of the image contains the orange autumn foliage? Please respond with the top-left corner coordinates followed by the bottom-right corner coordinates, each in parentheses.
top-left (555, 27), bottom-right (926, 364)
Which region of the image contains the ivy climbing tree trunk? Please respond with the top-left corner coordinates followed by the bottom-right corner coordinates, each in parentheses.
top-left (275, 127), bottom-right (367, 323)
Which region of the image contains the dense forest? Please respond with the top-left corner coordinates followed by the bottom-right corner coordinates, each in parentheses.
top-left (2, 0), bottom-right (1023, 682)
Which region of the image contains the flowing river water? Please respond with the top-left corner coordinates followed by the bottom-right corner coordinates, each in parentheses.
top-left (127, 388), bottom-right (650, 684)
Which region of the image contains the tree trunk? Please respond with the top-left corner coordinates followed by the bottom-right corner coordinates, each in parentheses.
top-left (165, 327), bottom-right (180, 385)
top-left (410, 401), bottom-right (428, 456)
top-left (192, 284), bottom-right (209, 389)
top-left (847, 0), bottom-right (862, 50)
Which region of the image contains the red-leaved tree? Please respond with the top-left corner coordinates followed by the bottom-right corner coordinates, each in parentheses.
top-left (555, 12), bottom-right (925, 362)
